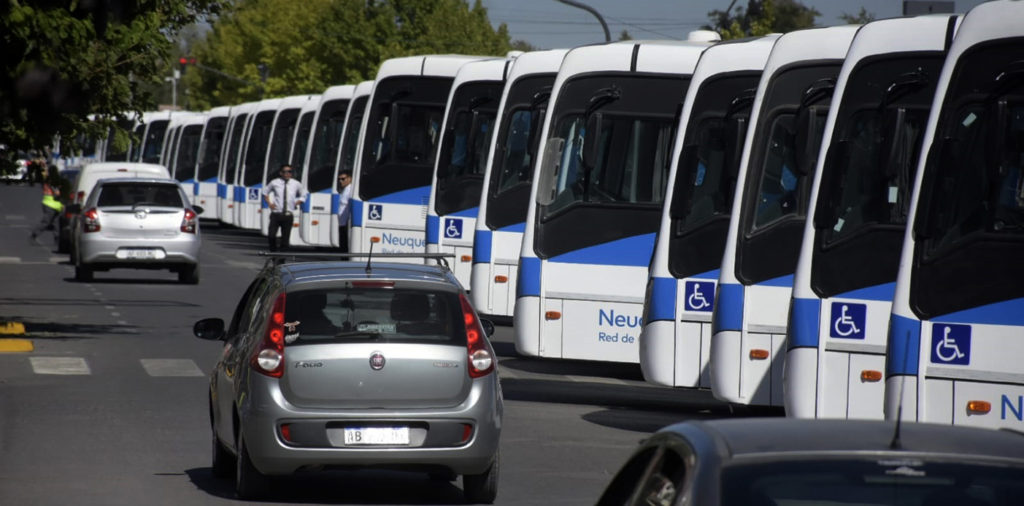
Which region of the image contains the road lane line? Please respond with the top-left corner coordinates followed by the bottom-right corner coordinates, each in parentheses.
top-left (30, 357), bottom-right (91, 375)
top-left (141, 359), bottom-right (204, 377)
top-left (0, 257), bottom-right (20, 264)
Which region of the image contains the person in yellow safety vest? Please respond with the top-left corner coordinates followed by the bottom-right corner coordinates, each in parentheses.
top-left (30, 165), bottom-right (64, 245)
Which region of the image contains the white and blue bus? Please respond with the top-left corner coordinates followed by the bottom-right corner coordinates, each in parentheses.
top-left (516, 38), bottom-right (715, 362)
top-left (349, 55), bottom-right (486, 257)
top-left (784, 15), bottom-right (958, 420)
top-left (708, 25), bottom-right (859, 406)
top-left (426, 58), bottom-right (511, 287)
top-left (640, 35), bottom-right (779, 388)
top-left (294, 85), bottom-right (354, 246)
top-left (326, 80), bottom-right (373, 249)
top-left (165, 113), bottom-right (208, 203)
top-left (234, 97), bottom-right (284, 230)
top-left (193, 105), bottom-right (231, 218)
top-left (217, 101), bottom-right (258, 226)
top-left (884, 0), bottom-right (1024, 429)
top-left (471, 49), bottom-right (568, 319)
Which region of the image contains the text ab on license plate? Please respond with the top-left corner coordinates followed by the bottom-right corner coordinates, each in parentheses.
top-left (344, 427), bottom-right (410, 445)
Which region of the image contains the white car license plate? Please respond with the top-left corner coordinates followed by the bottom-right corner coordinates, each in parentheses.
top-left (117, 249), bottom-right (162, 260)
top-left (343, 427), bottom-right (409, 445)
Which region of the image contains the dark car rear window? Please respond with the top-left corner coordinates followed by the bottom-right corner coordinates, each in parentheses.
top-left (721, 458), bottom-right (1024, 506)
top-left (96, 183), bottom-right (184, 208)
top-left (283, 288), bottom-right (464, 345)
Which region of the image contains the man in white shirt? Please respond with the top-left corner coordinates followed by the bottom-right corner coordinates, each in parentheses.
top-left (262, 164), bottom-right (307, 251)
top-left (336, 170), bottom-right (353, 252)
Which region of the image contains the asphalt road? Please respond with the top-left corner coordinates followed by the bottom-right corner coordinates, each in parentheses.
top-left (0, 182), bottom-right (751, 505)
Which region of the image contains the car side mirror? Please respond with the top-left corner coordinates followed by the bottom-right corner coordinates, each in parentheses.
top-left (193, 317), bottom-right (226, 341)
top-left (192, 205), bottom-right (205, 215)
top-left (480, 318), bottom-right (495, 337)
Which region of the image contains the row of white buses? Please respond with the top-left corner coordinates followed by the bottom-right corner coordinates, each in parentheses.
top-left (68, 0), bottom-right (1022, 431)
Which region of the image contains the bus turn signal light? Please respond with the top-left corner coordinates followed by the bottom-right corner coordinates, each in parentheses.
top-left (545, 311), bottom-right (561, 321)
top-left (370, 236), bottom-right (381, 243)
top-left (967, 401), bottom-right (991, 414)
top-left (311, 220), bottom-right (319, 226)
top-left (461, 255), bottom-right (472, 262)
top-left (749, 349), bottom-right (769, 360)
top-left (860, 370), bottom-right (882, 382)
top-left (494, 275), bottom-right (508, 283)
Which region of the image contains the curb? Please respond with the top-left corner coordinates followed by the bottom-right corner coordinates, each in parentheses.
top-left (0, 322), bottom-right (33, 352)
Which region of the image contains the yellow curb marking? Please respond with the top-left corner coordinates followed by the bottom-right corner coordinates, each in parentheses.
top-left (0, 322), bottom-right (26, 335)
top-left (0, 339), bottom-right (33, 352)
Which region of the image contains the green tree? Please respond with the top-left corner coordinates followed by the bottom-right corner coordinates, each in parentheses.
top-left (618, 30), bottom-right (633, 41)
top-left (184, 0), bottom-right (512, 109)
top-left (839, 7), bottom-right (876, 24)
top-left (706, 0), bottom-right (819, 40)
top-left (0, 1), bottom-right (221, 173)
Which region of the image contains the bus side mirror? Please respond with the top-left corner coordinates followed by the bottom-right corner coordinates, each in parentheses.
top-left (813, 140), bottom-right (848, 230)
top-left (535, 138), bottom-right (565, 206)
top-left (794, 105), bottom-right (828, 176)
top-left (581, 112), bottom-right (602, 170)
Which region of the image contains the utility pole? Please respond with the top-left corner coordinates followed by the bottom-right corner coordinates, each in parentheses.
top-left (165, 69), bottom-right (180, 109)
top-left (555, 0), bottom-right (610, 42)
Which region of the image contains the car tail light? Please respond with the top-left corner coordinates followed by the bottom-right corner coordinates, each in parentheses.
top-left (251, 293), bottom-right (287, 378)
top-left (351, 280), bottom-right (395, 288)
top-left (180, 209), bottom-right (198, 233)
top-left (460, 294), bottom-right (493, 378)
top-left (83, 208), bottom-right (101, 233)
top-left (76, 191), bottom-right (85, 204)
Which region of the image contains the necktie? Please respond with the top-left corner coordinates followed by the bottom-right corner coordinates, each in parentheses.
top-left (283, 179), bottom-right (288, 212)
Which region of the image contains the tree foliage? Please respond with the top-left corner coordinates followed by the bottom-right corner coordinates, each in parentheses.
top-left (184, 0), bottom-right (512, 109)
top-left (706, 0), bottom-right (820, 40)
top-left (839, 7), bottom-right (876, 24)
top-left (0, 0), bottom-right (221, 171)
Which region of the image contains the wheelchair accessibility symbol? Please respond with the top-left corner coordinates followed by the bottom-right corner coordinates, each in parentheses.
top-left (368, 204), bottom-right (383, 221)
top-left (829, 302), bottom-right (866, 339)
top-left (444, 218), bottom-right (463, 239)
top-left (247, 188), bottom-right (260, 201)
top-left (930, 324), bottom-right (971, 365)
top-left (683, 281), bottom-right (714, 312)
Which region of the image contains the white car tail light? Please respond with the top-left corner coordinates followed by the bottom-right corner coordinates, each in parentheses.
top-left (251, 293), bottom-right (287, 378)
top-left (180, 209), bottom-right (198, 233)
top-left (460, 294), bottom-right (493, 378)
top-left (83, 208), bottom-right (101, 233)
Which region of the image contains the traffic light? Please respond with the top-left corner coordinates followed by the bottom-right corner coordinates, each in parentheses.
top-left (178, 56), bottom-right (196, 73)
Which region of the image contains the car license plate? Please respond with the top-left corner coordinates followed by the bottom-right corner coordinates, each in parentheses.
top-left (343, 427), bottom-right (409, 445)
top-left (121, 249), bottom-right (159, 260)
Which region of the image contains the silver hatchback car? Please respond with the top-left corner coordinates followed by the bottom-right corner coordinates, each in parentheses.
top-left (193, 253), bottom-right (503, 502)
top-left (74, 177), bottom-right (202, 283)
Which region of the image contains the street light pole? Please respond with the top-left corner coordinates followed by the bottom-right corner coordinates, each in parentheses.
top-left (554, 0), bottom-right (611, 42)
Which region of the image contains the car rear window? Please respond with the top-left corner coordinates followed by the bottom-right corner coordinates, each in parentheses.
top-left (96, 183), bottom-right (184, 208)
top-left (721, 458), bottom-right (1024, 506)
top-left (283, 288), bottom-right (464, 345)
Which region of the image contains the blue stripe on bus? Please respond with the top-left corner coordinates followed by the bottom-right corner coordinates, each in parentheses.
top-left (473, 229), bottom-right (492, 264)
top-left (204, 177), bottom-right (218, 182)
top-left (351, 199), bottom-right (363, 227)
top-left (932, 297), bottom-right (1024, 326)
top-left (183, 178), bottom-right (196, 184)
top-left (426, 215), bottom-right (440, 245)
top-left (371, 185), bottom-right (430, 204)
top-left (788, 297), bottom-right (822, 349)
top-left (450, 207), bottom-right (479, 218)
top-left (549, 233), bottom-right (656, 267)
top-left (331, 193), bottom-right (340, 214)
top-left (517, 257), bottom-right (541, 298)
top-left (301, 198), bottom-right (311, 212)
top-left (712, 283), bottom-right (744, 334)
top-left (217, 183), bottom-right (227, 198)
top-left (886, 314), bottom-right (921, 377)
top-left (645, 276), bottom-right (677, 324)
top-left (193, 182), bottom-right (199, 195)
top-left (838, 282), bottom-right (896, 302)
top-left (498, 222), bottom-right (526, 233)
top-left (758, 274), bottom-right (795, 287)
top-left (691, 269), bottom-right (721, 280)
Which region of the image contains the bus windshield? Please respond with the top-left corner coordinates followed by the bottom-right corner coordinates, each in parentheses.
top-left (434, 81), bottom-right (503, 216)
top-left (338, 96), bottom-right (368, 176)
top-left (359, 76), bottom-right (453, 201)
top-left (196, 117), bottom-right (227, 182)
top-left (307, 99), bottom-right (349, 192)
top-left (291, 111), bottom-right (314, 171)
top-left (266, 109), bottom-right (300, 179)
top-left (242, 111), bottom-right (275, 186)
top-left (223, 113), bottom-right (249, 185)
top-left (173, 124), bottom-right (203, 182)
top-left (128, 123), bottom-right (145, 162)
top-left (141, 120), bottom-right (170, 164)
top-left (104, 117), bottom-right (135, 162)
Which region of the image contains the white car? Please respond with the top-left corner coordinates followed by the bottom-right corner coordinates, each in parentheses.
top-left (74, 177), bottom-right (202, 283)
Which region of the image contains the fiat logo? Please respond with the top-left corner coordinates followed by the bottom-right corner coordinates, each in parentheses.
top-left (369, 351), bottom-right (386, 370)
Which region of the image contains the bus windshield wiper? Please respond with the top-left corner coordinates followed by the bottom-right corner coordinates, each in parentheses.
top-left (585, 85), bottom-right (621, 116)
top-left (880, 70), bottom-right (930, 109)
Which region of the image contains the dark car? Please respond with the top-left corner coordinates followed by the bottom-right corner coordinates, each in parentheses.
top-left (194, 252), bottom-right (503, 502)
top-left (598, 417), bottom-right (1024, 506)
top-left (56, 167), bottom-right (79, 253)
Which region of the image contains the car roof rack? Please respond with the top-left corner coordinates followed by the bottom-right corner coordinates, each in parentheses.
top-left (258, 251), bottom-right (455, 274)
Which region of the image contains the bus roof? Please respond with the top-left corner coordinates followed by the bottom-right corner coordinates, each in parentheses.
top-left (374, 54), bottom-right (491, 81)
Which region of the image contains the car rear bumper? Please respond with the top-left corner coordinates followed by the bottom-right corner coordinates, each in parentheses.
top-left (239, 373), bottom-right (503, 476)
top-left (79, 234), bottom-right (201, 267)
